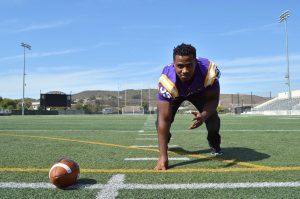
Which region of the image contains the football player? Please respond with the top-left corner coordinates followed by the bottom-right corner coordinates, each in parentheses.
top-left (155, 43), bottom-right (221, 170)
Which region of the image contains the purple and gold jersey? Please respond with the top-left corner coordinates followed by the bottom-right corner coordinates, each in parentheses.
top-left (158, 57), bottom-right (221, 101)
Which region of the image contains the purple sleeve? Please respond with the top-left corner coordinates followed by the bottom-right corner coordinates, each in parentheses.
top-left (157, 93), bottom-right (172, 102)
top-left (157, 82), bottom-right (172, 102)
top-left (206, 79), bottom-right (220, 91)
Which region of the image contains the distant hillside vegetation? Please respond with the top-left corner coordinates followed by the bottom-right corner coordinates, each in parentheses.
top-left (72, 90), bottom-right (270, 109)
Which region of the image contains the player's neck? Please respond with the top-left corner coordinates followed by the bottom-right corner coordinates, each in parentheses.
top-left (184, 73), bottom-right (195, 85)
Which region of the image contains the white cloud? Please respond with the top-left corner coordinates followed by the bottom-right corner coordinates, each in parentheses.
top-left (16, 21), bottom-right (72, 32)
top-left (217, 53), bottom-right (300, 70)
top-left (0, 49), bottom-right (83, 62)
top-left (2, 53), bottom-right (299, 99)
top-left (219, 23), bottom-right (280, 36)
top-left (217, 53), bottom-right (300, 94)
top-left (30, 49), bottom-right (84, 58)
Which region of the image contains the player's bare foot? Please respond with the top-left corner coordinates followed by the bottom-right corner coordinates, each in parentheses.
top-left (154, 157), bottom-right (168, 170)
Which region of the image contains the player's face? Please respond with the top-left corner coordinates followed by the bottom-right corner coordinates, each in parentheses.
top-left (174, 55), bottom-right (196, 82)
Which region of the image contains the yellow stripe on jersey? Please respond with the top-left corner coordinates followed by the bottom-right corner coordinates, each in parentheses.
top-left (159, 74), bottom-right (179, 98)
top-left (204, 61), bottom-right (217, 88)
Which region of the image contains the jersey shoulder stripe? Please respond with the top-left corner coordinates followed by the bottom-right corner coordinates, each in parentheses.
top-left (204, 61), bottom-right (220, 88)
top-left (159, 74), bottom-right (179, 98)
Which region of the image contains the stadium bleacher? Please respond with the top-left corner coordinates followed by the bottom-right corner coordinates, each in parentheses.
top-left (253, 97), bottom-right (300, 111)
top-left (251, 90), bottom-right (300, 115)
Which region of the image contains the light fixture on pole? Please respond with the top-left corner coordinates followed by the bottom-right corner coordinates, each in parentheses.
top-left (279, 10), bottom-right (291, 99)
top-left (20, 42), bottom-right (31, 116)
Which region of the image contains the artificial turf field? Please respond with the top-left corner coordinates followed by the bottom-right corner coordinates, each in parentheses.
top-left (0, 114), bottom-right (299, 198)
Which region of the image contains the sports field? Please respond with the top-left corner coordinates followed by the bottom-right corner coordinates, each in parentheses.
top-left (0, 114), bottom-right (299, 198)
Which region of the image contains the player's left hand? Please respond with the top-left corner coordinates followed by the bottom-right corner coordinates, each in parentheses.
top-left (189, 111), bottom-right (205, 129)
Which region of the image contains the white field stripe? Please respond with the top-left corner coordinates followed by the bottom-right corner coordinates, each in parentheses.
top-left (136, 138), bottom-right (158, 140)
top-left (130, 145), bottom-right (178, 148)
top-left (124, 157), bottom-right (190, 161)
top-left (0, 182), bottom-right (55, 189)
top-left (1, 181), bottom-right (300, 190)
top-left (123, 181), bottom-right (300, 189)
top-left (167, 129), bottom-right (300, 132)
top-left (221, 130), bottom-right (300, 132)
top-left (0, 130), bottom-right (140, 133)
top-left (96, 174), bottom-right (125, 199)
top-left (138, 130), bottom-right (144, 133)
top-left (2, 129), bottom-right (300, 132)
top-left (138, 134), bottom-right (157, 136)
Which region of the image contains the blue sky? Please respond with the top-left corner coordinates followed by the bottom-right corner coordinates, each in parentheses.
top-left (0, 0), bottom-right (300, 99)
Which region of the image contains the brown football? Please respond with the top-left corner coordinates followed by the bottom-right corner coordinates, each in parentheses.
top-left (49, 158), bottom-right (80, 188)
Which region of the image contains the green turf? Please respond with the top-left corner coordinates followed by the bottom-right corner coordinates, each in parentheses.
top-left (0, 114), bottom-right (299, 198)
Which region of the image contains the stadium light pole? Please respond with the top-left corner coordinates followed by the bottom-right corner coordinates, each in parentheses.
top-left (117, 86), bottom-right (120, 115)
top-left (20, 42), bottom-right (31, 116)
top-left (141, 88), bottom-right (143, 107)
top-left (279, 10), bottom-right (291, 99)
top-left (148, 88), bottom-right (151, 114)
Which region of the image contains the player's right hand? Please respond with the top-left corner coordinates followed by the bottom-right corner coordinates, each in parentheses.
top-left (189, 111), bottom-right (205, 129)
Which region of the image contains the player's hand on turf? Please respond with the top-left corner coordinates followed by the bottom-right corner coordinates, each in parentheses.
top-left (189, 111), bottom-right (205, 129)
top-left (154, 157), bottom-right (168, 170)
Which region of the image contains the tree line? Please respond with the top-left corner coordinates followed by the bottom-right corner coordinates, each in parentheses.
top-left (0, 97), bottom-right (31, 110)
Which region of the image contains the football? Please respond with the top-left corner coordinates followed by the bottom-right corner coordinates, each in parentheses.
top-left (49, 158), bottom-right (80, 188)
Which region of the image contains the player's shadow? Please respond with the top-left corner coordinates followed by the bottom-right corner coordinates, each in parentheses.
top-left (168, 147), bottom-right (270, 169)
top-left (65, 178), bottom-right (97, 190)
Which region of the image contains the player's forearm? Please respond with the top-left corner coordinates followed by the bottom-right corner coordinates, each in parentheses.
top-left (201, 88), bottom-right (220, 120)
top-left (201, 99), bottom-right (219, 120)
top-left (157, 123), bottom-right (169, 158)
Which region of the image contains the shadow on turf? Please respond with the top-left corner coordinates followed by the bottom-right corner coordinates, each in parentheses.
top-left (64, 178), bottom-right (98, 190)
top-left (168, 147), bottom-right (270, 169)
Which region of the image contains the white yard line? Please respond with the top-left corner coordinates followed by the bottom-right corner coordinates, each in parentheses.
top-left (123, 181), bottom-right (300, 189)
top-left (221, 130), bottom-right (300, 132)
top-left (1, 129), bottom-right (300, 132)
top-left (136, 138), bottom-right (158, 140)
top-left (124, 157), bottom-right (190, 161)
top-left (130, 145), bottom-right (178, 148)
top-left (1, 176), bottom-right (300, 199)
top-left (1, 180), bottom-right (300, 190)
top-left (96, 174), bottom-right (125, 199)
top-left (138, 134), bottom-right (157, 136)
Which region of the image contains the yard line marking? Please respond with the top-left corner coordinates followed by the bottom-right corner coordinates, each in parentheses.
top-left (130, 145), bottom-right (178, 148)
top-left (138, 134), bottom-right (156, 136)
top-left (136, 138), bottom-right (158, 140)
top-left (221, 130), bottom-right (300, 132)
top-left (1, 166), bottom-right (300, 173)
top-left (1, 181), bottom-right (300, 190)
top-left (0, 130), bottom-right (141, 133)
top-left (138, 130), bottom-right (144, 133)
top-left (123, 181), bottom-right (300, 189)
top-left (124, 157), bottom-right (190, 161)
top-left (0, 133), bottom-right (269, 169)
top-left (0, 182), bottom-right (55, 189)
top-left (96, 174), bottom-right (125, 199)
top-left (2, 129), bottom-right (300, 132)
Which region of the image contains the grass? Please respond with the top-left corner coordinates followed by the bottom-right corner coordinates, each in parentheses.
top-left (0, 114), bottom-right (300, 198)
